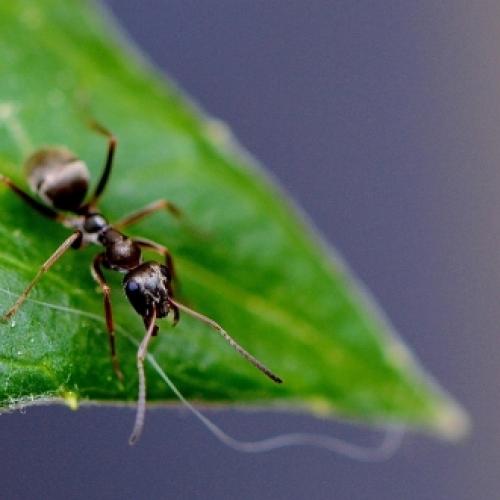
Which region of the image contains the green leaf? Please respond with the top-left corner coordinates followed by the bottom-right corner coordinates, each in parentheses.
top-left (0, 0), bottom-right (468, 440)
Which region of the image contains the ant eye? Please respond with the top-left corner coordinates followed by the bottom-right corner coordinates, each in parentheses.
top-left (124, 278), bottom-right (148, 317)
top-left (126, 280), bottom-right (140, 294)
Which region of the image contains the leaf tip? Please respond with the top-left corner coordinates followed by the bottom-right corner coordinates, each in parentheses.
top-left (430, 398), bottom-right (471, 442)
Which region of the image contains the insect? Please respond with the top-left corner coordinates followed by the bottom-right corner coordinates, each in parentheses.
top-left (0, 121), bottom-right (282, 443)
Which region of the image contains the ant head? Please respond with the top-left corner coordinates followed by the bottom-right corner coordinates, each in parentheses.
top-left (25, 147), bottom-right (90, 212)
top-left (123, 262), bottom-right (171, 319)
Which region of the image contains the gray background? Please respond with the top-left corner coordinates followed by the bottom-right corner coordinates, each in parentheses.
top-left (1, 1), bottom-right (499, 499)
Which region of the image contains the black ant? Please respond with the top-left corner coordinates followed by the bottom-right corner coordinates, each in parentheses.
top-left (0, 121), bottom-right (282, 444)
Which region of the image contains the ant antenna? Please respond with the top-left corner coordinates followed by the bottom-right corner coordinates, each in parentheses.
top-left (169, 299), bottom-right (283, 384)
top-left (129, 309), bottom-right (157, 445)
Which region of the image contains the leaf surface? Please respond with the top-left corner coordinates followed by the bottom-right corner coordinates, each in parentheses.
top-left (0, 0), bottom-right (468, 439)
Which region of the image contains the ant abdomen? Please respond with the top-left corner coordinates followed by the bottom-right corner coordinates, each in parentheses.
top-left (25, 147), bottom-right (90, 212)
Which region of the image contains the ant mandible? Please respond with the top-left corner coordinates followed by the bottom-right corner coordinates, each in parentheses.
top-left (0, 121), bottom-right (282, 444)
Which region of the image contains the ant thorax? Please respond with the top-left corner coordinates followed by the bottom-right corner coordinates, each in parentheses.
top-left (66, 215), bottom-right (142, 272)
top-left (98, 227), bottom-right (142, 271)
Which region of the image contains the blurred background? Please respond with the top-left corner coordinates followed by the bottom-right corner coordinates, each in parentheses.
top-left (1, 1), bottom-right (498, 498)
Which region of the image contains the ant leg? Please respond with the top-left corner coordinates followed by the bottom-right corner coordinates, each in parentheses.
top-left (133, 237), bottom-right (177, 291)
top-left (129, 308), bottom-right (157, 445)
top-left (91, 253), bottom-right (124, 381)
top-left (0, 174), bottom-right (62, 220)
top-left (2, 231), bottom-right (82, 321)
top-left (86, 121), bottom-right (117, 207)
top-left (113, 199), bottom-right (183, 231)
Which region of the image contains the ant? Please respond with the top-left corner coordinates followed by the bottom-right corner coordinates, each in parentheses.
top-left (0, 121), bottom-right (282, 444)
